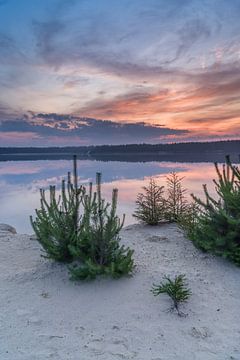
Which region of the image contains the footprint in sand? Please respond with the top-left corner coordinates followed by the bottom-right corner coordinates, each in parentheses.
top-left (86, 336), bottom-right (137, 358)
top-left (190, 326), bottom-right (212, 339)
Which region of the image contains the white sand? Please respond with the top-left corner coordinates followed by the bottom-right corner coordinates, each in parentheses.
top-left (0, 223), bottom-right (240, 360)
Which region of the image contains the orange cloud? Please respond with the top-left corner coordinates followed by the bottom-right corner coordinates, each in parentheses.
top-left (75, 71), bottom-right (240, 140)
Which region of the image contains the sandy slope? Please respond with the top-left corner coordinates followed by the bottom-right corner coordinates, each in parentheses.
top-left (0, 223), bottom-right (240, 360)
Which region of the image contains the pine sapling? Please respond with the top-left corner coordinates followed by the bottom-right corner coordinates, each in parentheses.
top-left (30, 157), bottom-right (84, 262)
top-left (151, 274), bottom-right (191, 316)
top-left (190, 156), bottom-right (240, 265)
top-left (133, 177), bottom-right (165, 225)
top-left (177, 202), bottom-right (200, 238)
top-left (165, 172), bottom-right (188, 222)
top-left (69, 173), bottom-right (135, 280)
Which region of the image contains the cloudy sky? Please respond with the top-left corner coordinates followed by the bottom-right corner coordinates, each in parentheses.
top-left (0, 0), bottom-right (240, 146)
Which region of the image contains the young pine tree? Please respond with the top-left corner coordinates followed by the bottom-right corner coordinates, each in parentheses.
top-left (69, 173), bottom-right (134, 280)
top-left (151, 274), bottom-right (191, 316)
top-left (133, 177), bottom-right (165, 225)
top-left (190, 156), bottom-right (240, 265)
top-left (165, 172), bottom-right (188, 222)
top-left (30, 168), bottom-right (84, 263)
top-left (177, 201), bottom-right (200, 238)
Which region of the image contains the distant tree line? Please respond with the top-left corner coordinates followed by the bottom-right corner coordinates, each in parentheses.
top-left (89, 140), bottom-right (240, 154)
top-left (0, 140), bottom-right (239, 155)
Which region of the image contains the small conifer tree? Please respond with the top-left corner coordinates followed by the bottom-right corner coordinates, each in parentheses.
top-left (151, 274), bottom-right (191, 316)
top-left (69, 173), bottom-right (134, 280)
top-left (190, 156), bottom-right (240, 265)
top-left (133, 177), bottom-right (165, 225)
top-left (31, 156), bottom-right (134, 279)
top-left (177, 202), bottom-right (200, 238)
top-left (30, 169), bottom-right (84, 262)
top-left (165, 172), bottom-right (188, 222)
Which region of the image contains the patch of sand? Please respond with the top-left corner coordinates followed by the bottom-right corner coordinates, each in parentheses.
top-left (0, 223), bottom-right (240, 360)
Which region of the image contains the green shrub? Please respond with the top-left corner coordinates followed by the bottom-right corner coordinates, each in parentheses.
top-left (190, 156), bottom-right (240, 265)
top-left (31, 157), bottom-right (135, 280)
top-left (151, 274), bottom-right (191, 316)
top-left (69, 173), bottom-right (134, 280)
top-left (133, 178), bottom-right (165, 225)
top-left (177, 202), bottom-right (200, 238)
top-left (133, 177), bottom-right (165, 225)
top-left (165, 172), bottom-right (188, 222)
top-left (30, 164), bottom-right (84, 262)
top-left (133, 173), bottom-right (189, 225)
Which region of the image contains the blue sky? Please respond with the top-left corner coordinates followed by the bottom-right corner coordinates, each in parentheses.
top-left (0, 0), bottom-right (240, 145)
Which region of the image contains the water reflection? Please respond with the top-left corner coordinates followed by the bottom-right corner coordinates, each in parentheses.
top-left (0, 159), bottom-right (217, 234)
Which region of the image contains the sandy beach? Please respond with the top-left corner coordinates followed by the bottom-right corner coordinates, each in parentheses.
top-left (0, 223), bottom-right (240, 360)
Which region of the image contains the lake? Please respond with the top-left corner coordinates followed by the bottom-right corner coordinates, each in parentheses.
top-left (0, 159), bottom-right (219, 234)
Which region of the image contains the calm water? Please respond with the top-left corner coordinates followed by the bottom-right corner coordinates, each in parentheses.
top-left (0, 159), bottom-right (218, 234)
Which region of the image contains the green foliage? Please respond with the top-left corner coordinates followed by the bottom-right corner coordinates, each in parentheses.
top-left (133, 177), bottom-right (165, 225)
top-left (190, 156), bottom-right (240, 265)
top-left (151, 274), bottom-right (191, 316)
top-left (69, 173), bottom-right (134, 280)
top-left (133, 173), bottom-right (189, 225)
top-left (30, 170), bottom-right (84, 262)
top-left (177, 202), bottom-right (200, 238)
top-left (70, 259), bottom-right (103, 281)
top-left (70, 251), bottom-right (134, 281)
top-left (165, 172), bottom-right (188, 222)
top-left (31, 157), bottom-right (134, 280)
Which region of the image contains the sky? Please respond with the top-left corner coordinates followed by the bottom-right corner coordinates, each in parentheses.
top-left (0, 0), bottom-right (240, 146)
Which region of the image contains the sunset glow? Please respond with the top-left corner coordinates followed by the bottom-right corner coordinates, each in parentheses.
top-left (0, 0), bottom-right (239, 145)
top-left (0, 159), bottom-right (216, 232)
